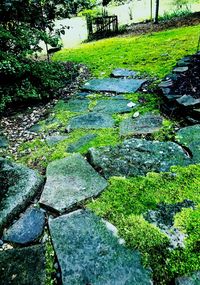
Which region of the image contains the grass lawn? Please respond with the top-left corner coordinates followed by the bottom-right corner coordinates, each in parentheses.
top-left (53, 25), bottom-right (200, 79)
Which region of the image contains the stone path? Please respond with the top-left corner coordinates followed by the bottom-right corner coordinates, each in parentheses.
top-left (1, 68), bottom-right (200, 284)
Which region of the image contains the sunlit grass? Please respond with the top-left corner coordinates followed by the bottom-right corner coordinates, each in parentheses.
top-left (53, 24), bottom-right (200, 79)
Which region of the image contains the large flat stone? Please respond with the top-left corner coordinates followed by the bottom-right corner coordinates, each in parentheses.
top-left (82, 78), bottom-right (146, 94)
top-left (3, 207), bottom-right (45, 245)
top-left (49, 210), bottom-right (152, 285)
top-left (93, 99), bottom-right (135, 114)
top-left (120, 113), bottom-right (163, 137)
top-left (67, 112), bottom-right (115, 130)
top-left (39, 154), bottom-right (107, 213)
top-left (60, 99), bottom-right (89, 112)
top-left (176, 125), bottom-right (200, 163)
top-left (0, 158), bottom-right (43, 232)
top-left (175, 271), bottom-right (200, 285)
top-left (67, 134), bottom-right (97, 153)
top-left (0, 245), bottom-right (46, 285)
top-left (88, 138), bottom-right (191, 179)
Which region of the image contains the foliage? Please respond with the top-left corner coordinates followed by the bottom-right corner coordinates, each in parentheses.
top-left (87, 164), bottom-right (200, 283)
top-left (0, 0), bottom-right (94, 113)
top-left (159, 9), bottom-right (192, 21)
top-left (53, 25), bottom-right (200, 79)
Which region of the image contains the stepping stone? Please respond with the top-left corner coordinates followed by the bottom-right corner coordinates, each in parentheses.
top-left (0, 245), bottom-right (46, 285)
top-left (29, 123), bottom-right (42, 133)
top-left (0, 158), bottom-right (43, 232)
top-left (0, 134), bottom-right (8, 148)
top-left (67, 134), bottom-right (97, 153)
top-left (39, 154), bottom-right (107, 213)
top-left (60, 99), bottom-right (89, 113)
top-left (46, 135), bottom-right (68, 147)
top-left (82, 78), bottom-right (146, 94)
top-left (176, 95), bottom-right (200, 107)
top-left (93, 99), bottom-right (136, 114)
top-left (67, 112), bottom-right (115, 130)
top-left (120, 113), bottom-right (163, 137)
top-left (49, 210), bottom-right (152, 285)
top-left (175, 271), bottom-right (200, 285)
top-left (111, 68), bottom-right (138, 78)
top-left (3, 207), bottom-right (45, 245)
top-left (176, 125), bottom-right (200, 163)
top-left (88, 138), bottom-right (191, 179)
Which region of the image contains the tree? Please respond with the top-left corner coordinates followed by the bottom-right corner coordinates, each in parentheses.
top-left (0, 0), bottom-right (96, 112)
top-left (154, 0), bottom-right (160, 24)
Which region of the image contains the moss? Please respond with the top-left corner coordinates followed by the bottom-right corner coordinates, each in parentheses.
top-left (87, 164), bottom-right (200, 284)
top-left (152, 119), bottom-right (176, 142)
top-left (53, 25), bottom-right (200, 79)
top-left (45, 232), bottom-right (56, 285)
top-left (17, 127), bottom-right (120, 171)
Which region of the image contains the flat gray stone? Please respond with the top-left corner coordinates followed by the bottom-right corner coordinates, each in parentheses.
top-left (120, 113), bottom-right (163, 137)
top-left (39, 154), bottom-right (107, 213)
top-left (75, 92), bottom-right (90, 98)
top-left (82, 78), bottom-right (146, 94)
top-left (60, 99), bottom-right (89, 112)
top-left (0, 245), bottom-right (46, 285)
top-left (0, 158), bottom-right (43, 232)
top-left (49, 210), bottom-right (152, 285)
top-left (93, 99), bottom-right (135, 114)
top-left (176, 125), bottom-right (200, 163)
top-left (158, 80), bottom-right (173, 88)
top-left (67, 112), bottom-right (115, 130)
top-left (176, 95), bottom-right (200, 107)
top-left (29, 123), bottom-right (42, 133)
top-left (67, 134), bottom-right (97, 153)
top-left (175, 271), bottom-right (200, 285)
top-left (46, 135), bottom-right (68, 147)
top-left (111, 68), bottom-right (138, 78)
top-left (0, 135), bottom-right (8, 148)
top-left (3, 207), bottom-right (45, 245)
top-left (88, 138), bottom-right (191, 179)
top-left (173, 66), bottom-right (189, 73)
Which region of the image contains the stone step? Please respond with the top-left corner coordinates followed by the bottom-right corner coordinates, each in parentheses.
top-left (39, 153), bottom-right (107, 213)
top-left (49, 210), bottom-right (152, 285)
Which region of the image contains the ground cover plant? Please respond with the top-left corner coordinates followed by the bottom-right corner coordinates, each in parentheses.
top-left (87, 165), bottom-right (200, 284)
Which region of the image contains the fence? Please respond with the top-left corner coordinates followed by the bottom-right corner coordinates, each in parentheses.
top-left (87, 15), bottom-right (118, 39)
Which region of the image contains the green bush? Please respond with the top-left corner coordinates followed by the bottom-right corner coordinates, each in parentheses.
top-left (0, 58), bottom-right (79, 112)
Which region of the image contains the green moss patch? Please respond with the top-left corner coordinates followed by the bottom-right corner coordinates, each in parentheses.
top-left (87, 164), bottom-right (200, 284)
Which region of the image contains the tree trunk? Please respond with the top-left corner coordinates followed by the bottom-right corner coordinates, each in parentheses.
top-left (154, 0), bottom-right (159, 24)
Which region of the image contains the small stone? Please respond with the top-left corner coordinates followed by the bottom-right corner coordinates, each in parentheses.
top-left (3, 207), bottom-right (45, 245)
top-left (127, 102), bottom-right (136, 108)
top-left (158, 80), bottom-right (173, 88)
top-left (173, 66), bottom-right (189, 73)
top-left (133, 111), bottom-right (140, 118)
top-left (176, 95), bottom-right (200, 107)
